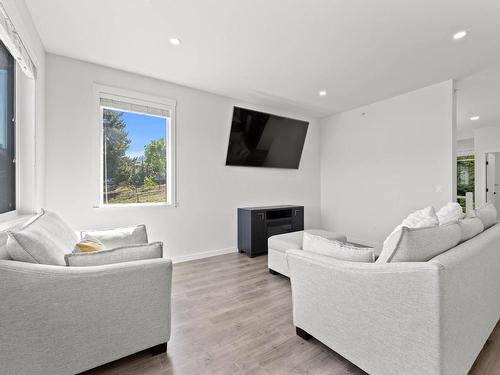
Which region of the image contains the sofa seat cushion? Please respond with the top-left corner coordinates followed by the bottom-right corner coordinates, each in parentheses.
top-left (6, 209), bottom-right (79, 265)
top-left (268, 229), bottom-right (347, 253)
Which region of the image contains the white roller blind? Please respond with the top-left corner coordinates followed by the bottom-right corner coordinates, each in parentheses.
top-left (100, 97), bottom-right (170, 118)
top-left (0, 2), bottom-right (35, 79)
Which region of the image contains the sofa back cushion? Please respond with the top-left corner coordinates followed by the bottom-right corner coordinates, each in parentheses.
top-left (6, 209), bottom-right (78, 265)
top-left (458, 218), bottom-right (484, 242)
top-left (80, 225), bottom-right (148, 249)
top-left (473, 203), bottom-right (498, 230)
top-left (65, 242), bottom-right (163, 266)
top-left (377, 223), bottom-right (461, 263)
top-left (302, 232), bottom-right (375, 262)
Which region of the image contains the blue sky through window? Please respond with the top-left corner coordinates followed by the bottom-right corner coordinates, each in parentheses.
top-left (118, 111), bottom-right (167, 158)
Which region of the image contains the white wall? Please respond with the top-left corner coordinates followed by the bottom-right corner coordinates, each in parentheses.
top-left (45, 54), bottom-right (321, 261)
top-left (320, 80), bottom-right (455, 249)
top-left (457, 138), bottom-right (474, 156)
top-left (474, 126), bottom-right (500, 206)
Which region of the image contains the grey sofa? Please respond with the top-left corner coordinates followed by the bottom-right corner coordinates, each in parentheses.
top-left (0, 228), bottom-right (172, 375)
top-left (287, 223), bottom-right (500, 375)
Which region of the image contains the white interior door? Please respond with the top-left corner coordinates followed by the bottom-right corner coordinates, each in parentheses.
top-left (486, 153), bottom-right (496, 206)
top-left (495, 152), bottom-right (500, 216)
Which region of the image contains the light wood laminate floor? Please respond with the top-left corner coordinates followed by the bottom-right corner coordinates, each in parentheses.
top-left (83, 253), bottom-right (499, 375)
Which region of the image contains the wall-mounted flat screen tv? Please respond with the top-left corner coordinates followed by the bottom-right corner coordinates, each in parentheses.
top-left (225, 107), bottom-right (309, 169)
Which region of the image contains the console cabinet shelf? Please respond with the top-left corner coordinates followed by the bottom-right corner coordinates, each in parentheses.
top-left (237, 205), bottom-right (304, 258)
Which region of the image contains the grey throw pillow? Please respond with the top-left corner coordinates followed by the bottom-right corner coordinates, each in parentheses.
top-left (377, 223), bottom-right (461, 263)
top-left (6, 209), bottom-right (78, 265)
top-left (302, 232), bottom-right (374, 262)
top-left (80, 224), bottom-right (148, 249)
top-left (65, 242), bottom-right (163, 266)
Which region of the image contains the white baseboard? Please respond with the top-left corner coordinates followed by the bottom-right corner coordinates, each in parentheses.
top-left (171, 247), bottom-right (238, 264)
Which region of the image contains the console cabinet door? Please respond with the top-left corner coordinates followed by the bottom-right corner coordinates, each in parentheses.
top-left (250, 210), bottom-right (267, 256)
top-left (291, 207), bottom-right (304, 231)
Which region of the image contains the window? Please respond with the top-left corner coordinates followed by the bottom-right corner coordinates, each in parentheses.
top-left (0, 41), bottom-right (15, 214)
top-left (97, 87), bottom-right (176, 206)
top-left (457, 155), bottom-right (475, 210)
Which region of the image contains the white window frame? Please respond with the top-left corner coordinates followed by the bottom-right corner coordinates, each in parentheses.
top-left (0, 53), bottom-right (19, 222)
top-left (94, 84), bottom-right (177, 207)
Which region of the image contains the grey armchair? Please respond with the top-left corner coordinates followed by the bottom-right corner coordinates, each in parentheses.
top-left (0, 226), bottom-right (172, 375)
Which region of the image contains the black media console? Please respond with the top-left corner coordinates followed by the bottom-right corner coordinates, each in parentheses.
top-left (237, 205), bottom-right (304, 258)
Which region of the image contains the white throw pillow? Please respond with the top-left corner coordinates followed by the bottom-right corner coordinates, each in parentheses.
top-left (80, 224), bottom-right (148, 249)
top-left (472, 203), bottom-right (498, 230)
top-left (377, 223), bottom-right (461, 263)
top-left (65, 241), bottom-right (163, 266)
top-left (436, 202), bottom-right (465, 225)
top-left (302, 232), bottom-right (374, 263)
top-left (458, 218), bottom-right (484, 242)
top-left (401, 206), bottom-right (439, 228)
top-left (6, 209), bottom-right (78, 265)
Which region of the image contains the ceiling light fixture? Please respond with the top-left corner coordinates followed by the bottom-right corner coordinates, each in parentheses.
top-left (453, 30), bottom-right (467, 40)
top-left (169, 37), bottom-right (181, 46)
top-left (470, 116), bottom-right (480, 121)
top-left (319, 90), bottom-right (327, 97)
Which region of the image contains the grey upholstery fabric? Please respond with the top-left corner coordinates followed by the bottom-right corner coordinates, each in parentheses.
top-left (0, 230), bottom-right (10, 259)
top-left (0, 258), bottom-right (172, 375)
top-left (474, 203), bottom-right (497, 229)
top-left (81, 224), bottom-right (148, 249)
top-left (287, 249), bottom-right (442, 375)
top-left (65, 242), bottom-right (163, 266)
top-left (302, 233), bottom-right (374, 262)
top-left (268, 229), bottom-right (347, 253)
top-left (377, 223), bottom-right (461, 263)
top-left (458, 217), bottom-right (484, 242)
top-left (6, 210), bottom-right (78, 265)
top-left (0, 216), bottom-right (33, 260)
top-left (286, 223), bottom-right (500, 375)
top-left (268, 229), bottom-right (347, 276)
top-left (429, 223), bottom-right (500, 375)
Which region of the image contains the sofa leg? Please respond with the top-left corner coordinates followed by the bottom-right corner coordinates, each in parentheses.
top-left (151, 342), bottom-right (167, 356)
top-left (269, 268), bottom-right (279, 275)
top-left (296, 327), bottom-right (311, 340)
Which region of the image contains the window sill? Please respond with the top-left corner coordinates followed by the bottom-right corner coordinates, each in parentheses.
top-left (93, 202), bottom-right (178, 209)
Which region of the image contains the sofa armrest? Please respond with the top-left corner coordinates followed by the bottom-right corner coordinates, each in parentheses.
top-left (0, 258), bottom-right (172, 375)
top-left (286, 249), bottom-right (443, 375)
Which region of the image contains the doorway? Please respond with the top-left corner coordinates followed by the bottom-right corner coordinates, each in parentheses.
top-left (486, 152), bottom-right (500, 216)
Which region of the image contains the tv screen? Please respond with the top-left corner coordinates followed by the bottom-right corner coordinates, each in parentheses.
top-left (225, 107), bottom-right (309, 169)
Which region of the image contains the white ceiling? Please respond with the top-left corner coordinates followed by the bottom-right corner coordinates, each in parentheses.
top-left (25, 0), bottom-right (500, 117)
top-left (456, 65), bottom-right (500, 140)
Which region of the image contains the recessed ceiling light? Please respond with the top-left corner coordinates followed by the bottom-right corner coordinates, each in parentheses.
top-left (453, 30), bottom-right (467, 40)
top-left (470, 116), bottom-right (480, 121)
top-left (169, 37), bottom-right (181, 46)
top-left (319, 90), bottom-right (327, 97)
